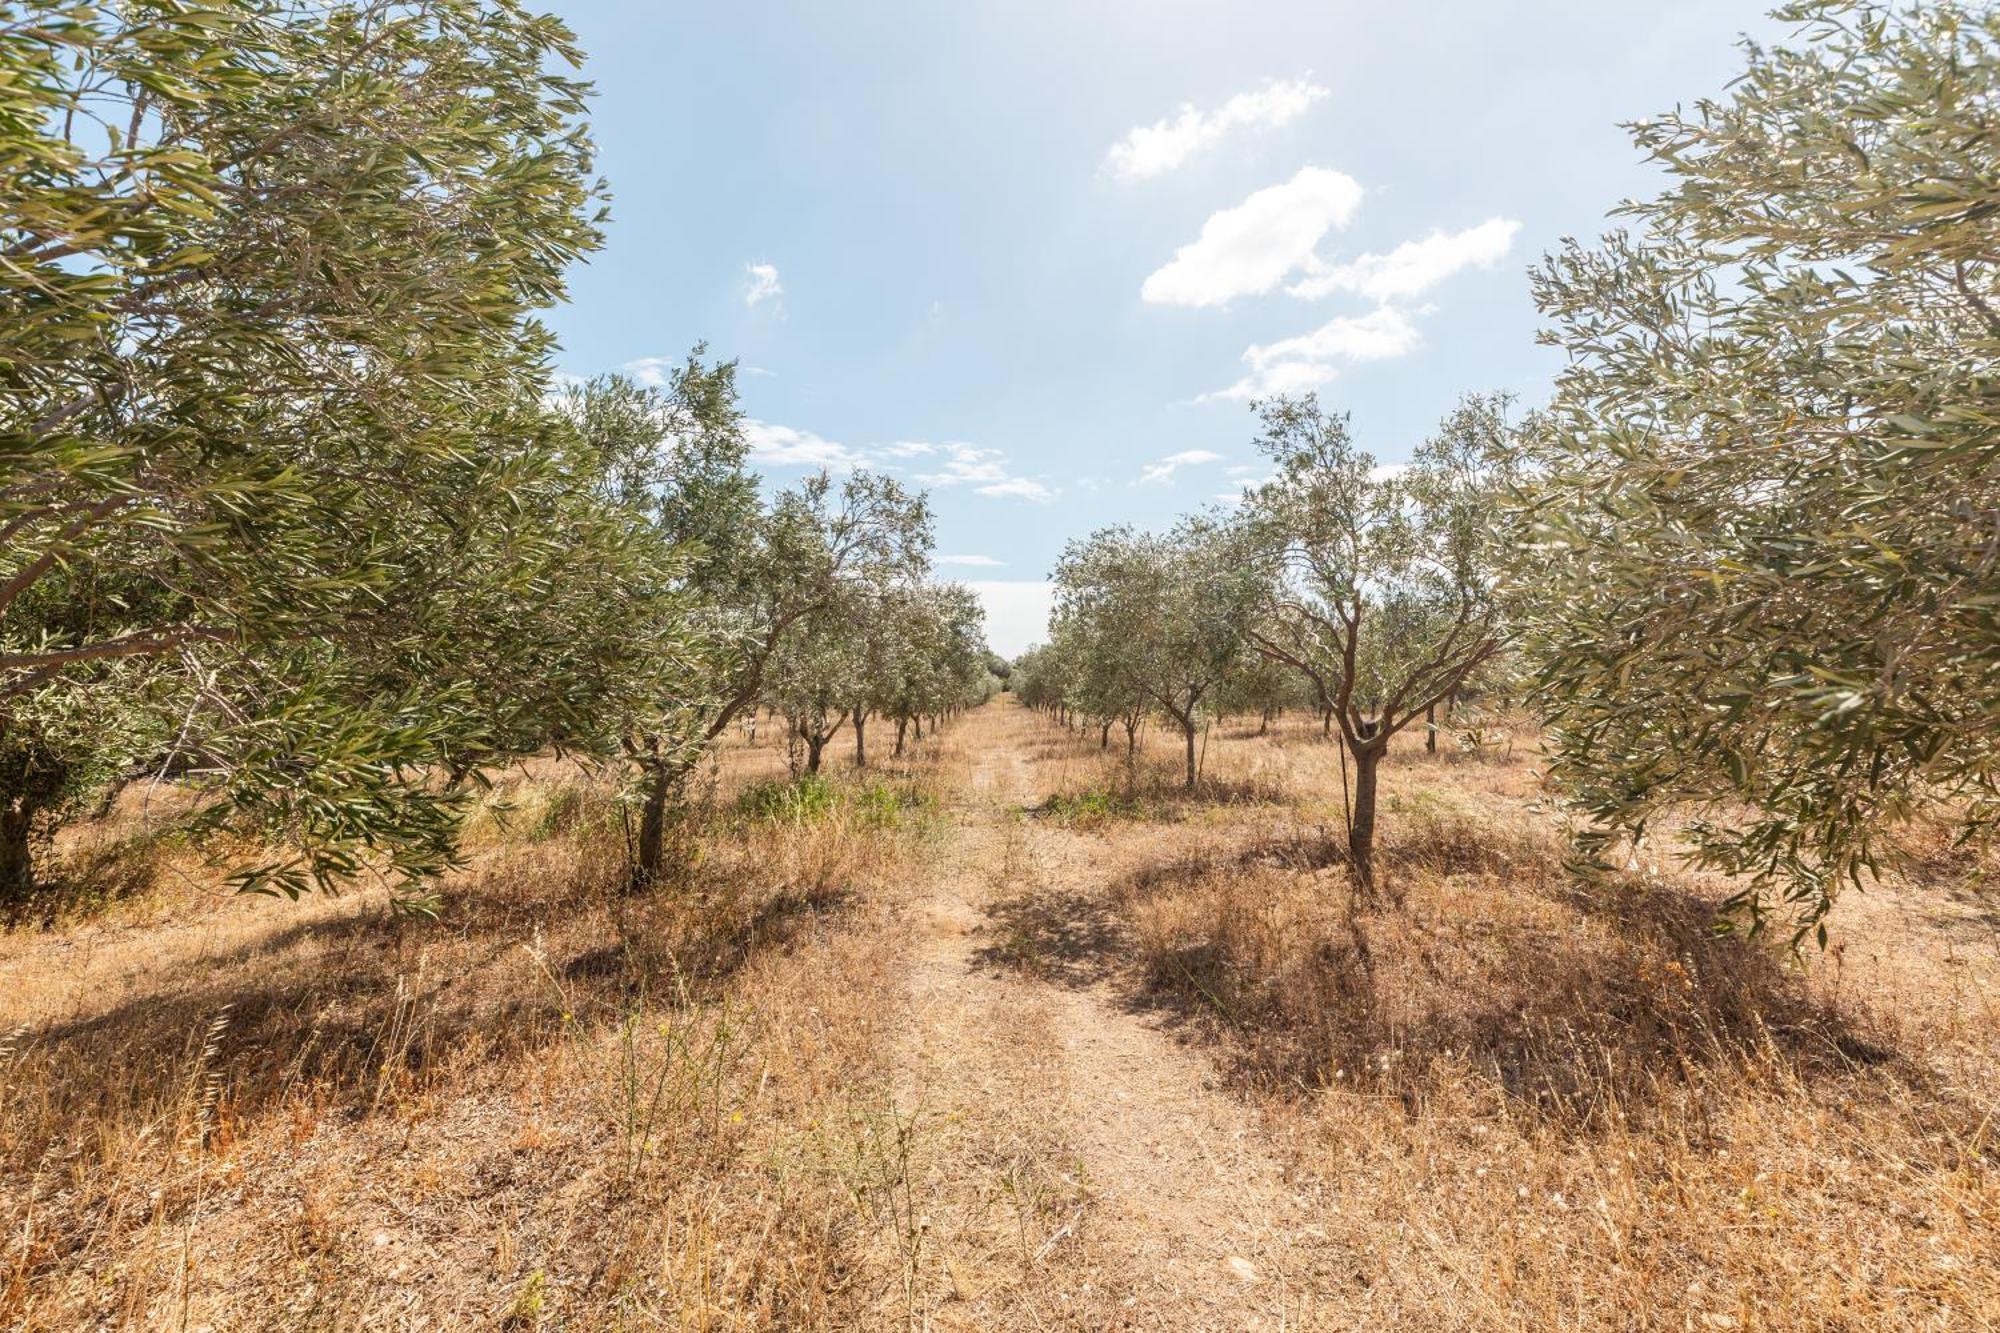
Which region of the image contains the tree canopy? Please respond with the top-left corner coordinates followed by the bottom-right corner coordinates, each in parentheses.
top-left (1, 0), bottom-right (610, 903)
top-left (1517, 0), bottom-right (2000, 940)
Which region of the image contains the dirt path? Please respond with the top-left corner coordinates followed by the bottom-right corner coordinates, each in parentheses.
top-left (886, 701), bottom-right (1332, 1330)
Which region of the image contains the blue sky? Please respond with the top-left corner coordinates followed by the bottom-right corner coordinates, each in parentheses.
top-left (543, 1), bottom-right (1782, 655)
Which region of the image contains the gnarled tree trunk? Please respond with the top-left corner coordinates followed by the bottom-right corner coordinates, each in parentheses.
top-left (633, 759), bottom-right (683, 891)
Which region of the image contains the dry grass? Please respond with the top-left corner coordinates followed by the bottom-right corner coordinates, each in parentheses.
top-left (0, 729), bottom-right (951, 1330)
top-left (1034, 708), bottom-right (2000, 1329)
top-left (4, 703), bottom-right (1997, 1329)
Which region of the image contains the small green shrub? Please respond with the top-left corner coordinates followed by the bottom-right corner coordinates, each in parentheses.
top-left (735, 774), bottom-right (936, 830)
top-left (735, 774), bottom-right (839, 823)
top-left (1038, 787), bottom-right (1141, 830)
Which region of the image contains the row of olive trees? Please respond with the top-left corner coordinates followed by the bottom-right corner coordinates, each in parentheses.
top-left (1024, 0), bottom-right (2000, 940)
top-left (1017, 393), bottom-right (1518, 889)
top-left (761, 578), bottom-right (998, 776)
top-left (0, 0), bottom-right (988, 908)
top-left (552, 371), bottom-right (990, 884)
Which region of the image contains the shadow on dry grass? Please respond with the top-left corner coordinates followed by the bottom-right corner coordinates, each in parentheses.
top-left (1030, 762), bottom-right (1292, 831)
top-left (1097, 816), bottom-right (1937, 1138)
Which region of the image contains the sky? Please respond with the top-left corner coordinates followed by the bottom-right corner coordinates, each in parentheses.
top-left (542, 0), bottom-right (1786, 656)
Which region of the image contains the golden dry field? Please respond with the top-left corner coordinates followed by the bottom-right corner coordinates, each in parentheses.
top-left (2, 697), bottom-right (1994, 1330)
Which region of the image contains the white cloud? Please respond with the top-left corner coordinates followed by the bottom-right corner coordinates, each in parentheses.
top-left (1216, 472), bottom-right (1276, 506)
top-left (1288, 217), bottom-right (1520, 302)
top-left (1105, 78), bottom-right (1329, 182)
top-left (623, 356), bottom-right (677, 388)
top-left (743, 429), bottom-right (1053, 501)
top-left (743, 420), bottom-right (864, 470)
top-left (965, 580), bottom-right (1054, 658)
top-left (1207, 305), bottom-right (1422, 401)
top-left (976, 476), bottom-right (1057, 502)
top-left (917, 444), bottom-right (1011, 488)
top-left (938, 554), bottom-right (1004, 567)
top-left (1138, 448), bottom-right (1225, 485)
top-left (744, 261), bottom-right (783, 308)
top-left (1141, 167), bottom-right (1364, 308)
top-left (628, 354), bottom-right (780, 387)
top-left (913, 444), bottom-right (1057, 501)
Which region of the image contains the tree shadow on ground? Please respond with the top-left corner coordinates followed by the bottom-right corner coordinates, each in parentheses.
top-left (970, 887), bottom-right (1123, 985)
top-left (4, 846), bottom-right (855, 1186)
top-left (1062, 830), bottom-right (1958, 1141)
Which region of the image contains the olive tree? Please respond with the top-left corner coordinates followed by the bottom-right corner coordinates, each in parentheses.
top-left (1519, 0), bottom-right (2000, 941)
top-left (1, 0), bottom-right (610, 903)
top-left (1243, 393), bottom-right (1515, 890)
top-left (1052, 519), bottom-right (1257, 789)
top-left (765, 593), bottom-right (867, 776)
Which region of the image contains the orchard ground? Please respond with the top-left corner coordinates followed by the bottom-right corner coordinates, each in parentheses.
top-left (1, 697), bottom-right (1994, 1329)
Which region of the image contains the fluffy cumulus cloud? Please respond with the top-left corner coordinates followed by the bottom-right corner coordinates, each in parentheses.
top-left (1105, 78), bottom-right (1328, 182)
top-left (1140, 167), bottom-right (1363, 308)
top-left (621, 356), bottom-right (677, 388)
top-left (916, 443), bottom-right (1010, 488)
top-left (1137, 449), bottom-right (1225, 485)
top-left (1287, 218), bottom-right (1520, 302)
top-left (744, 261), bottom-right (783, 308)
top-left (915, 444), bottom-right (1057, 501)
top-left (1207, 305), bottom-right (1422, 401)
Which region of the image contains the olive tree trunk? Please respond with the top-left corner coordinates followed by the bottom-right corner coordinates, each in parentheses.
top-left (1347, 743), bottom-right (1383, 892)
top-left (633, 760), bottom-right (681, 891)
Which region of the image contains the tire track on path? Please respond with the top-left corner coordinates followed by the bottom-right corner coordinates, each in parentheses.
top-left (886, 700), bottom-right (1334, 1330)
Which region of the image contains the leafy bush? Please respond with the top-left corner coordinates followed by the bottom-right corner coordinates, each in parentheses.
top-left (737, 774), bottom-right (840, 823)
